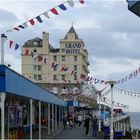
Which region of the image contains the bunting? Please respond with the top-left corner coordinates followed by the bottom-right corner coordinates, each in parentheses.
top-left (1, 0), bottom-right (84, 51)
top-left (10, 40), bottom-right (13, 48)
top-left (114, 87), bottom-right (140, 98)
top-left (2, 0), bottom-right (84, 36)
top-left (117, 66), bottom-right (140, 84)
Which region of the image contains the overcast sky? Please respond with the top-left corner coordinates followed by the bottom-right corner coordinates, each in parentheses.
top-left (0, 0), bottom-right (140, 112)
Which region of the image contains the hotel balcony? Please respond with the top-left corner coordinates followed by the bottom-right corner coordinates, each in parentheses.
top-left (127, 0), bottom-right (140, 17)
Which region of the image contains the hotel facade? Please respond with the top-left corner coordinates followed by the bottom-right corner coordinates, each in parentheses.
top-left (21, 26), bottom-right (90, 95)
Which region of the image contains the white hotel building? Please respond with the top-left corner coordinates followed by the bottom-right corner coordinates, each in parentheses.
top-left (21, 26), bottom-right (90, 95)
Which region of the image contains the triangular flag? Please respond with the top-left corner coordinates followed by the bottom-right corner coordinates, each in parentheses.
top-left (43, 12), bottom-right (50, 19)
top-left (44, 58), bottom-right (47, 64)
top-left (51, 62), bottom-right (55, 68)
top-left (14, 27), bottom-right (20, 31)
top-left (79, 0), bottom-right (84, 4)
top-left (23, 23), bottom-right (28, 28)
top-left (38, 56), bottom-right (43, 61)
top-left (1, 34), bottom-right (7, 38)
top-left (67, 0), bottom-right (74, 7)
top-left (36, 16), bottom-right (43, 23)
top-left (71, 70), bottom-right (74, 75)
top-left (10, 40), bottom-right (13, 48)
top-left (29, 19), bottom-right (35, 25)
top-left (50, 8), bottom-right (58, 15)
top-left (15, 44), bottom-right (19, 50)
top-left (18, 25), bottom-right (24, 29)
top-left (61, 66), bottom-right (65, 71)
top-left (59, 4), bottom-right (67, 11)
top-left (64, 67), bottom-right (68, 71)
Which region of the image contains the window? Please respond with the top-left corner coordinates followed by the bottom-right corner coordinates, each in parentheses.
top-left (74, 56), bottom-right (77, 61)
top-left (74, 65), bottom-right (77, 71)
top-left (34, 75), bottom-right (37, 80)
top-left (34, 74), bottom-right (42, 80)
top-left (53, 55), bottom-right (57, 61)
top-left (33, 65), bottom-right (41, 71)
top-left (62, 75), bottom-right (65, 81)
top-left (34, 41), bottom-right (38, 46)
top-left (61, 49), bottom-right (65, 53)
top-left (53, 75), bottom-right (57, 80)
top-left (61, 56), bottom-right (65, 61)
top-left (38, 75), bottom-right (42, 80)
top-left (74, 74), bottom-right (77, 81)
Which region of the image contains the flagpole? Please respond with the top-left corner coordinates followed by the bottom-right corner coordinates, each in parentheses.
top-left (1, 35), bottom-right (4, 65)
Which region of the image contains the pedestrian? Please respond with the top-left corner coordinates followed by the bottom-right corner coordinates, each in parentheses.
top-left (84, 115), bottom-right (90, 136)
top-left (62, 114), bottom-right (67, 129)
top-left (69, 115), bottom-right (74, 129)
top-left (78, 113), bottom-right (83, 127)
top-left (92, 115), bottom-right (98, 137)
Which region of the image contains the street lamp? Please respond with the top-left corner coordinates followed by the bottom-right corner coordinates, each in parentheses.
top-left (98, 91), bottom-right (101, 132)
top-left (103, 97), bottom-right (106, 124)
top-left (108, 81), bottom-right (116, 140)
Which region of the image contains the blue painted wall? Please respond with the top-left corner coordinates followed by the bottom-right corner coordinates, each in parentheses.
top-left (0, 65), bottom-right (5, 92)
top-left (67, 101), bottom-right (79, 107)
top-left (0, 65), bottom-right (66, 106)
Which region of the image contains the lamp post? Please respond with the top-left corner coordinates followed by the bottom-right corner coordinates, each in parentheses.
top-left (98, 92), bottom-right (101, 132)
top-left (109, 81), bottom-right (116, 140)
top-left (103, 97), bottom-right (106, 123)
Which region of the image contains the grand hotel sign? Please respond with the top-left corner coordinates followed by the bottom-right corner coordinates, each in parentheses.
top-left (65, 43), bottom-right (81, 54)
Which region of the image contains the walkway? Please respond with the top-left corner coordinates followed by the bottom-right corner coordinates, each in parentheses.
top-left (53, 124), bottom-right (104, 139)
top-left (23, 124), bottom-right (104, 139)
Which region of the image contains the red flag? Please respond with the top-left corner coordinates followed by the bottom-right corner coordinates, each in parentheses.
top-left (14, 27), bottom-right (19, 31)
top-left (71, 70), bottom-right (74, 75)
top-left (10, 40), bottom-right (13, 48)
top-left (51, 62), bottom-right (55, 68)
top-left (38, 56), bottom-right (43, 61)
top-left (79, 0), bottom-right (84, 4)
top-left (29, 19), bottom-right (35, 25)
top-left (61, 66), bottom-right (65, 71)
top-left (50, 8), bottom-right (58, 15)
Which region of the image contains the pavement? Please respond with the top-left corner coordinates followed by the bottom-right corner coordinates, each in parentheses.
top-left (53, 124), bottom-right (104, 139)
top-left (23, 123), bottom-right (104, 139)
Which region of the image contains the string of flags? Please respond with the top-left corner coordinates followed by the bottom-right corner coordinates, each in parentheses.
top-left (114, 87), bottom-right (140, 98)
top-left (1, 0), bottom-right (84, 50)
top-left (100, 96), bottom-right (129, 109)
top-left (116, 67), bottom-right (140, 85)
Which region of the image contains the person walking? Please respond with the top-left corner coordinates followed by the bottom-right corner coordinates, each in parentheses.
top-left (84, 115), bottom-right (90, 136)
top-left (62, 114), bottom-right (67, 129)
top-left (69, 115), bottom-right (74, 130)
top-left (92, 115), bottom-right (98, 137)
top-left (78, 113), bottom-right (83, 127)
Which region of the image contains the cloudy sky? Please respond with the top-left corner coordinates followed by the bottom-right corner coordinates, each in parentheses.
top-left (0, 0), bottom-right (140, 112)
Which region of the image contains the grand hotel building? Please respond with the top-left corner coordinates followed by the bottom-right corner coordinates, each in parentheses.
top-left (21, 26), bottom-right (90, 95)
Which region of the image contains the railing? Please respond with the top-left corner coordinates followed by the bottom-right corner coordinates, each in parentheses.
top-left (132, 128), bottom-right (140, 139)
